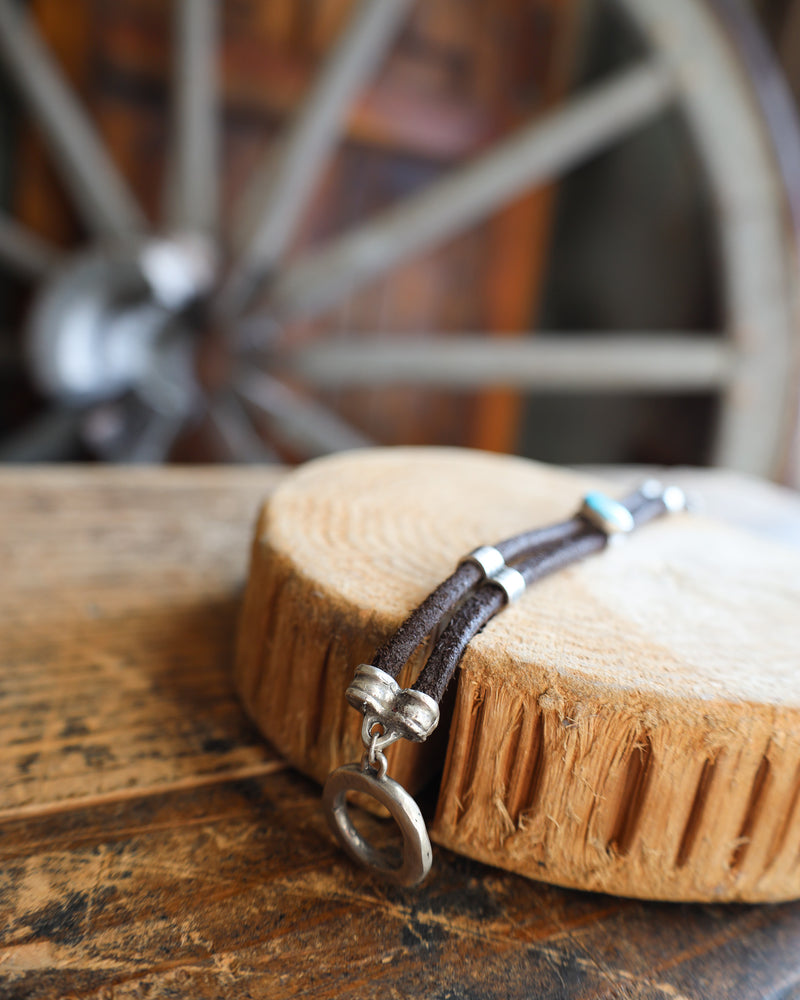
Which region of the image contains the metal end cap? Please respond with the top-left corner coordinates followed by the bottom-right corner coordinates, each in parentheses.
top-left (348, 666), bottom-right (440, 745)
top-left (346, 664), bottom-right (400, 716)
top-left (393, 688), bottom-right (440, 742)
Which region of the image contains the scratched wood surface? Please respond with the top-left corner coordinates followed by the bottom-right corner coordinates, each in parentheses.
top-left (1, 465), bottom-right (800, 999)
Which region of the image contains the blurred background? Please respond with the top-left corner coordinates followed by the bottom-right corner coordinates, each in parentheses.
top-left (1, 0), bottom-right (799, 482)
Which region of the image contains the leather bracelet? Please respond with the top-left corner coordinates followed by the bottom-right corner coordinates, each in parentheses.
top-left (322, 480), bottom-right (687, 887)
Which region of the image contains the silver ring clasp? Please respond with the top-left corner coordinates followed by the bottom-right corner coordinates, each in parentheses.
top-left (322, 763), bottom-right (433, 887)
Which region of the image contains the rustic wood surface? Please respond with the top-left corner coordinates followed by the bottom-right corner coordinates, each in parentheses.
top-left (2, 463), bottom-right (800, 998)
top-left (236, 449), bottom-right (800, 904)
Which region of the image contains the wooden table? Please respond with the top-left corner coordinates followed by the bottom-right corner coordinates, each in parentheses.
top-left (1, 465), bottom-right (800, 1000)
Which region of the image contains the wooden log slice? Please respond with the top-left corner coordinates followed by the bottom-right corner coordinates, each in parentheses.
top-left (234, 447), bottom-right (800, 902)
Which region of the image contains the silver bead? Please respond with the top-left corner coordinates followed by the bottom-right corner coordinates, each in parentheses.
top-left (460, 545), bottom-right (527, 602)
top-left (323, 763), bottom-right (433, 887)
top-left (346, 663), bottom-right (400, 718)
top-left (639, 479), bottom-right (688, 513)
top-left (487, 565), bottom-right (527, 604)
top-left (640, 478), bottom-right (664, 500)
top-left (662, 485), bottom-right (688, 513)
top-left (460, 544), bottom-right (505, 578)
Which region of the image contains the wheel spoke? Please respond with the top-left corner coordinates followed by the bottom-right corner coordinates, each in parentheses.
top-left (0, 215), bottom-right (62, 280)
top-left (119, 410), bottom-right (185, 464)
top-left (79, 395), bottom-right (185, 463)
top-left (207, 391), bottom-right (279, 463)
top-left (281, 333), bottom-right (733, 390)
top-left (234, 369), bottom-right (371, 456)
top-left (267, 61), bottom-right (675, 322)
top-left (0, 0), bottom-right (146, 238)
top-left (218, 0), bottom-right (414, 317)
top-left (164, 0), bottom-right (219, 234)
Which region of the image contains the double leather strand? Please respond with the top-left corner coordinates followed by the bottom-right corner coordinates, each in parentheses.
top-left (322, 482), bottom-right (687, 886)
top-left (371, 520), bottom-right (588, 679)
top-left (373, 484), bottom-right (663, 685)
top-left (412, 487), bottom-right (673, 702)
top-left (371, 521), bottom-right (577, 680)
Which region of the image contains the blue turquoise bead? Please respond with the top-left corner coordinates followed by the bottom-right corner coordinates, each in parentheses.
top-left (580, 490), bottom-right (635, 535)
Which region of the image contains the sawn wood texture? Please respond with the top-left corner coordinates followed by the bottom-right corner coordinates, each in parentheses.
top-left (235, 448), bottom-right (800, 903)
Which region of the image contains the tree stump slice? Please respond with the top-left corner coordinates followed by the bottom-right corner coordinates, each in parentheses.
top-left (234, 447), bottom-right (800, 902)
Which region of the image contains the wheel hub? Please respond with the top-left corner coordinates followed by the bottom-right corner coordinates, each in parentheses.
top-left (26, 234), bottom-right (217, 415)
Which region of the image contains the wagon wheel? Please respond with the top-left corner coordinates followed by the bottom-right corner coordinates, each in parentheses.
top-left (0, 0), bottom-right (797, 475)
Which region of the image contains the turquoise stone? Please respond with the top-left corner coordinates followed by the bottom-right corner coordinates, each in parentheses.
top-left (580, 490), bottom-right (635, 534)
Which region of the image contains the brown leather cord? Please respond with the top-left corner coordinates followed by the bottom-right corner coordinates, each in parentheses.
top-left (371, 519), bottom-right (590, 680)
top-left (493, 487), bottom-right (648, 564)
top-left (413, 527), bottom-right (603, 701)
top-left (413, 586), bottom-right (506, 702)
top-left (494, 518), bottom-right (583, 563)
top-left (373, 487), bottom-right (664, 682)
top-left (371, 560), bottom-right (484, 679)
top-left (413, 492), bottom-right (671, 702)
top-left (371, 520), bottom-right (581, 680)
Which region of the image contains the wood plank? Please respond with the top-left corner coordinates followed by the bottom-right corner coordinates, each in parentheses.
top-left (2, 775), bottom-right (799, 998)
top-left (0, 776), bottom-right (616, 999)
top-left (0, 467), bottom-right (284, 816)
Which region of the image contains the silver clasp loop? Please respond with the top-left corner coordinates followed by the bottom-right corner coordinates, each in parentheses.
top-left (361, 713), bottom-right (401, 755)
top-left (323, 664), bottom-right (439, 886)
top-left (322, 763), bottom-right (433, 887)
top-left (361, 721), bottom-right (389, 779)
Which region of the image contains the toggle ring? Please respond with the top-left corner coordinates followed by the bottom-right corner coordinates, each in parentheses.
top-left (322, 763), bottom-right (432, 887)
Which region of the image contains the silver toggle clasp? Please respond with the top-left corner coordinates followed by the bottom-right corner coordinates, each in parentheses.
top-left (322, 664), bottom-right (439, 887)
top-left (322, 764), bottom-right (433, 887)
